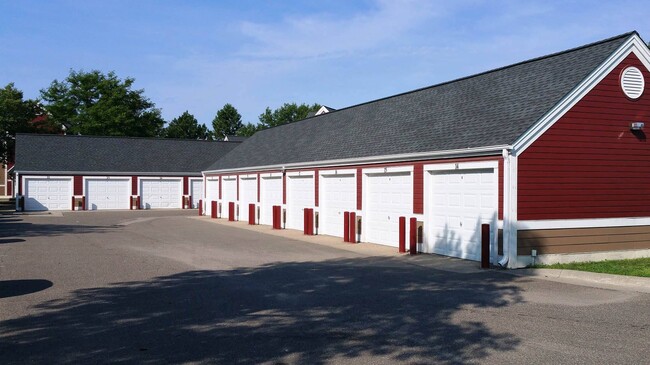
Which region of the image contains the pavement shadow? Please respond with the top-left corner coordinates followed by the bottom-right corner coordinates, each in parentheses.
top-left (0, 258), bottom-right (522, 364)
top-left (0, 216), bottom-right (112, 239)
top-left (0, 280), bottom-right (54, 298)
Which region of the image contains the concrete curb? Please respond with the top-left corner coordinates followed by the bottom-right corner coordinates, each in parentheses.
top-left (508, 268), bottom-right (650, 294)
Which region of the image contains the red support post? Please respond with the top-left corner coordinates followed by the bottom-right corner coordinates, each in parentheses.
top-left (304, 208), bottom-right (309, 234)
top-left (228, 202), bottom-right (235, 222)
top-left (198, 199), bottom-right (203, 216)
top-left (82, 196), bottom-right (86, 211)
top-left (349, 212), bottom-right (356, 243)
top-left (399, 216), bottom-right (406, 253)
top-left (249, 204), bottom-right (255, 225)
top-left (136, 196), bottom-right (141, 210)
top-left (409, 218), bottom-right (417, 255)
top-left (71, 196), bottom-right (75, 211)
top-left (307, 209), bottom-right (314, 235)
top-left (481, 223), bottom-right (490, 269)
top-left (343, 211), bottom-right (350, 242)
top-left (211, 201), bottom-right (217, 219)
top-left (272, 206), bottom-right (279, 229)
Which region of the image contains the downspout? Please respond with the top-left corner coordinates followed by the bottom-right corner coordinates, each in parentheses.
top-left (500, 148), bottom-right (518, 268)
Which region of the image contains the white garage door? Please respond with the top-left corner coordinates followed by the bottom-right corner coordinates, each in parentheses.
top-left (426, 168), bottom-right (497, 261)
top-left (221, 178), bottom-right (237, 220)
top-left (260, 176), bottom-right (282, 225)
top-left (365, 172), bottom-right (413, 246)
top-left (140, 179), bottom-right (181, 209)
top-left (205, 179), bottom-right (219, 215)
top-left (239, 177), bottom-right (257, 220)
top-left (319, 174), bottom-right (356, 237)
top-left (24, 177), bottom-right (72, 211)
top-left (190, 179), bottom-right (203, 209)
top-left (86, 178), bottom-right (130, 210)
top-left (286, 175), bottom-right (315, 231)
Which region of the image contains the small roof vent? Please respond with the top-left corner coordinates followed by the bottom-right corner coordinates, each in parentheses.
top-left (621, 66), bottom-right (645, 99)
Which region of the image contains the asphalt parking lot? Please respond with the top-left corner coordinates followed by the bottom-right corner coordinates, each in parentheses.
top-left (1, 210), bottom-right (649, 364)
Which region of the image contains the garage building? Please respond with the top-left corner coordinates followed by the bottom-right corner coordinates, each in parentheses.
top-left (202, 31), bottom-right (650, 267)
top-left (14, 134), bottom-right (239, 211)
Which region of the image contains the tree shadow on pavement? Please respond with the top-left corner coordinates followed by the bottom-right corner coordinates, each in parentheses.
top-left (0, 258), bottom-right (523, 364)
top-left (0, 216), bottom-right (112, 239)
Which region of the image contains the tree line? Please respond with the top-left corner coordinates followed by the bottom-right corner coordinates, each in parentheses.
top-left (0, 69), bottom-right (321, 163)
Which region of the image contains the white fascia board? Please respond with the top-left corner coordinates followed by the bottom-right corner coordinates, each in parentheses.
top-left (424, 160), bottom-right (498, 172)
top-left (518, 217), bottom-right (650, 230)
top-left (287, 171), bottom-right (314, 178)
top-left (203, 145), bottom-right (510, 175)
top-left (260, 172), bottom-right (282, 178)
top-left (17, 170), bottom-right (200, 176)
top-left (513, 34), bottom-right (650, 155)
top-left (363, 165), bottom-right (413, 175)
top-left (319, 168), bottom-right (356, 176)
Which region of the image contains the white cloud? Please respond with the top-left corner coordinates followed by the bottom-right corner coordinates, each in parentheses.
top-left (237, 0), bottom-right (446, 59)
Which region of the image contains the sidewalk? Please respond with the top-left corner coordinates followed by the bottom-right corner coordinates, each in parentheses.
top-left (508, 268), bottom-right (650, 294)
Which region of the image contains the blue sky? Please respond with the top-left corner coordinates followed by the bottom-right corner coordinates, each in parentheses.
top-left (1, 0), bottom-right (648, 129)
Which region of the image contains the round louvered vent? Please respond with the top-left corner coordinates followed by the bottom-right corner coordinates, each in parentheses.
top-left (620, 66), bottom-right (645, 99)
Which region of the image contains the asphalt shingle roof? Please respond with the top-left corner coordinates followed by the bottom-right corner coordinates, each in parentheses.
top-left (15, 134), bottom-right (240, 175)
top-left (207, 32), bottom-right (633, 172)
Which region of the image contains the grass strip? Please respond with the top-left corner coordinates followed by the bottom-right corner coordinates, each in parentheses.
top-left (535, 257), bottom-right (650, 278)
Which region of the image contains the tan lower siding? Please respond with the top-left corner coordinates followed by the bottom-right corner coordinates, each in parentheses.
top-left (518, 225), bottom-right (650, 255)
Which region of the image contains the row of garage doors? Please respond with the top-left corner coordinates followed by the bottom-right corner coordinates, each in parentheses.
top-left (205, 162), bottom-right (498, 261)
top-left (23, 177), bottom-right (204, 211)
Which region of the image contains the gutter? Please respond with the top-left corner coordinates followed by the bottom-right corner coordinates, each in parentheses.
top-left (203, 145), bottom-right (512, 175)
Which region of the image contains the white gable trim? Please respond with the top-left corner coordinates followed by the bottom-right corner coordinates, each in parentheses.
top-left (513, 34), bottom-right (650, 155)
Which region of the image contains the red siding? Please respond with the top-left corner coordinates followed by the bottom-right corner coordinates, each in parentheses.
top-left (183, 176), bottom-right (188, 195)
top-left (257, 173), bottom-right (261, 202)
top-left (413, 163), bottom-right (423, 214)
top-left (219, 176), bottom-right (222, 200)
top-left (356, 168), bottom-right (362, 210)
top-left (236, 174), bottom-right (240, 200)
top-left (282, 173), bottom-right (287, 204)
top-left (519, 53), bottom-right (650, 220)
top-left (132, 176), bottom-right (138, 195)
top-left (314, 168), bottom-right (319, 207)
top-left (74, 176), bottom-right (83, 195)
top-left (498, 159), bottom-right (504, 220)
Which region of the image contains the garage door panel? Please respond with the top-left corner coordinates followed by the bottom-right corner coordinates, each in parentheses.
top-left (365, 172), bottom-right (413, 247)
top-left (24, 178), bottom-right (72, 211)
top-left (221, 178), bottom-right (237, 219)
top-left (190, 180), bottom-right (203, 209)
top-left (86, 179), bottom-right (130, 210)
top-left (205, 179), bottom-right (219, 215)
top-left (426, 168), bottom-right (497, 261)
top-left (287, 176), bottom-right (314, 231)
top-left (140, 179), bottom-right (181, 209)
top-left (320, 174), bottom-right (355, 237)
top-left (240, 178), bottom-right (257, 206)
top-left (260, 177), bottom-right (282, 226)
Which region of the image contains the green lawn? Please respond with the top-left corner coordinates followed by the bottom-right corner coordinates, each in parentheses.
top-left (536, 257), bottom-right (650, 278)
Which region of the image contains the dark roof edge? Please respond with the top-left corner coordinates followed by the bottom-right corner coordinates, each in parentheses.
top-left (15, 133), bottom-right (240, 144)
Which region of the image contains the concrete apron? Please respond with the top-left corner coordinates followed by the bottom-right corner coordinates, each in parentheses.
top-left (189, 216), bottom-right (485, 274)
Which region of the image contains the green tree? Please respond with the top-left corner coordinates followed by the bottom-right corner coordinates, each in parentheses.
top-left (258, 102), bottom-right (321, 129)
top-left (212, 103), bottom-right (243, 140)
top-left (0, 83), bottom-right (41, 163)
top-left (164, 111), bottom-right (210, 139)
top-left (236, 122), bottom-right (259, 137)
top-left (40, 70), bottom-right (164, 137)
